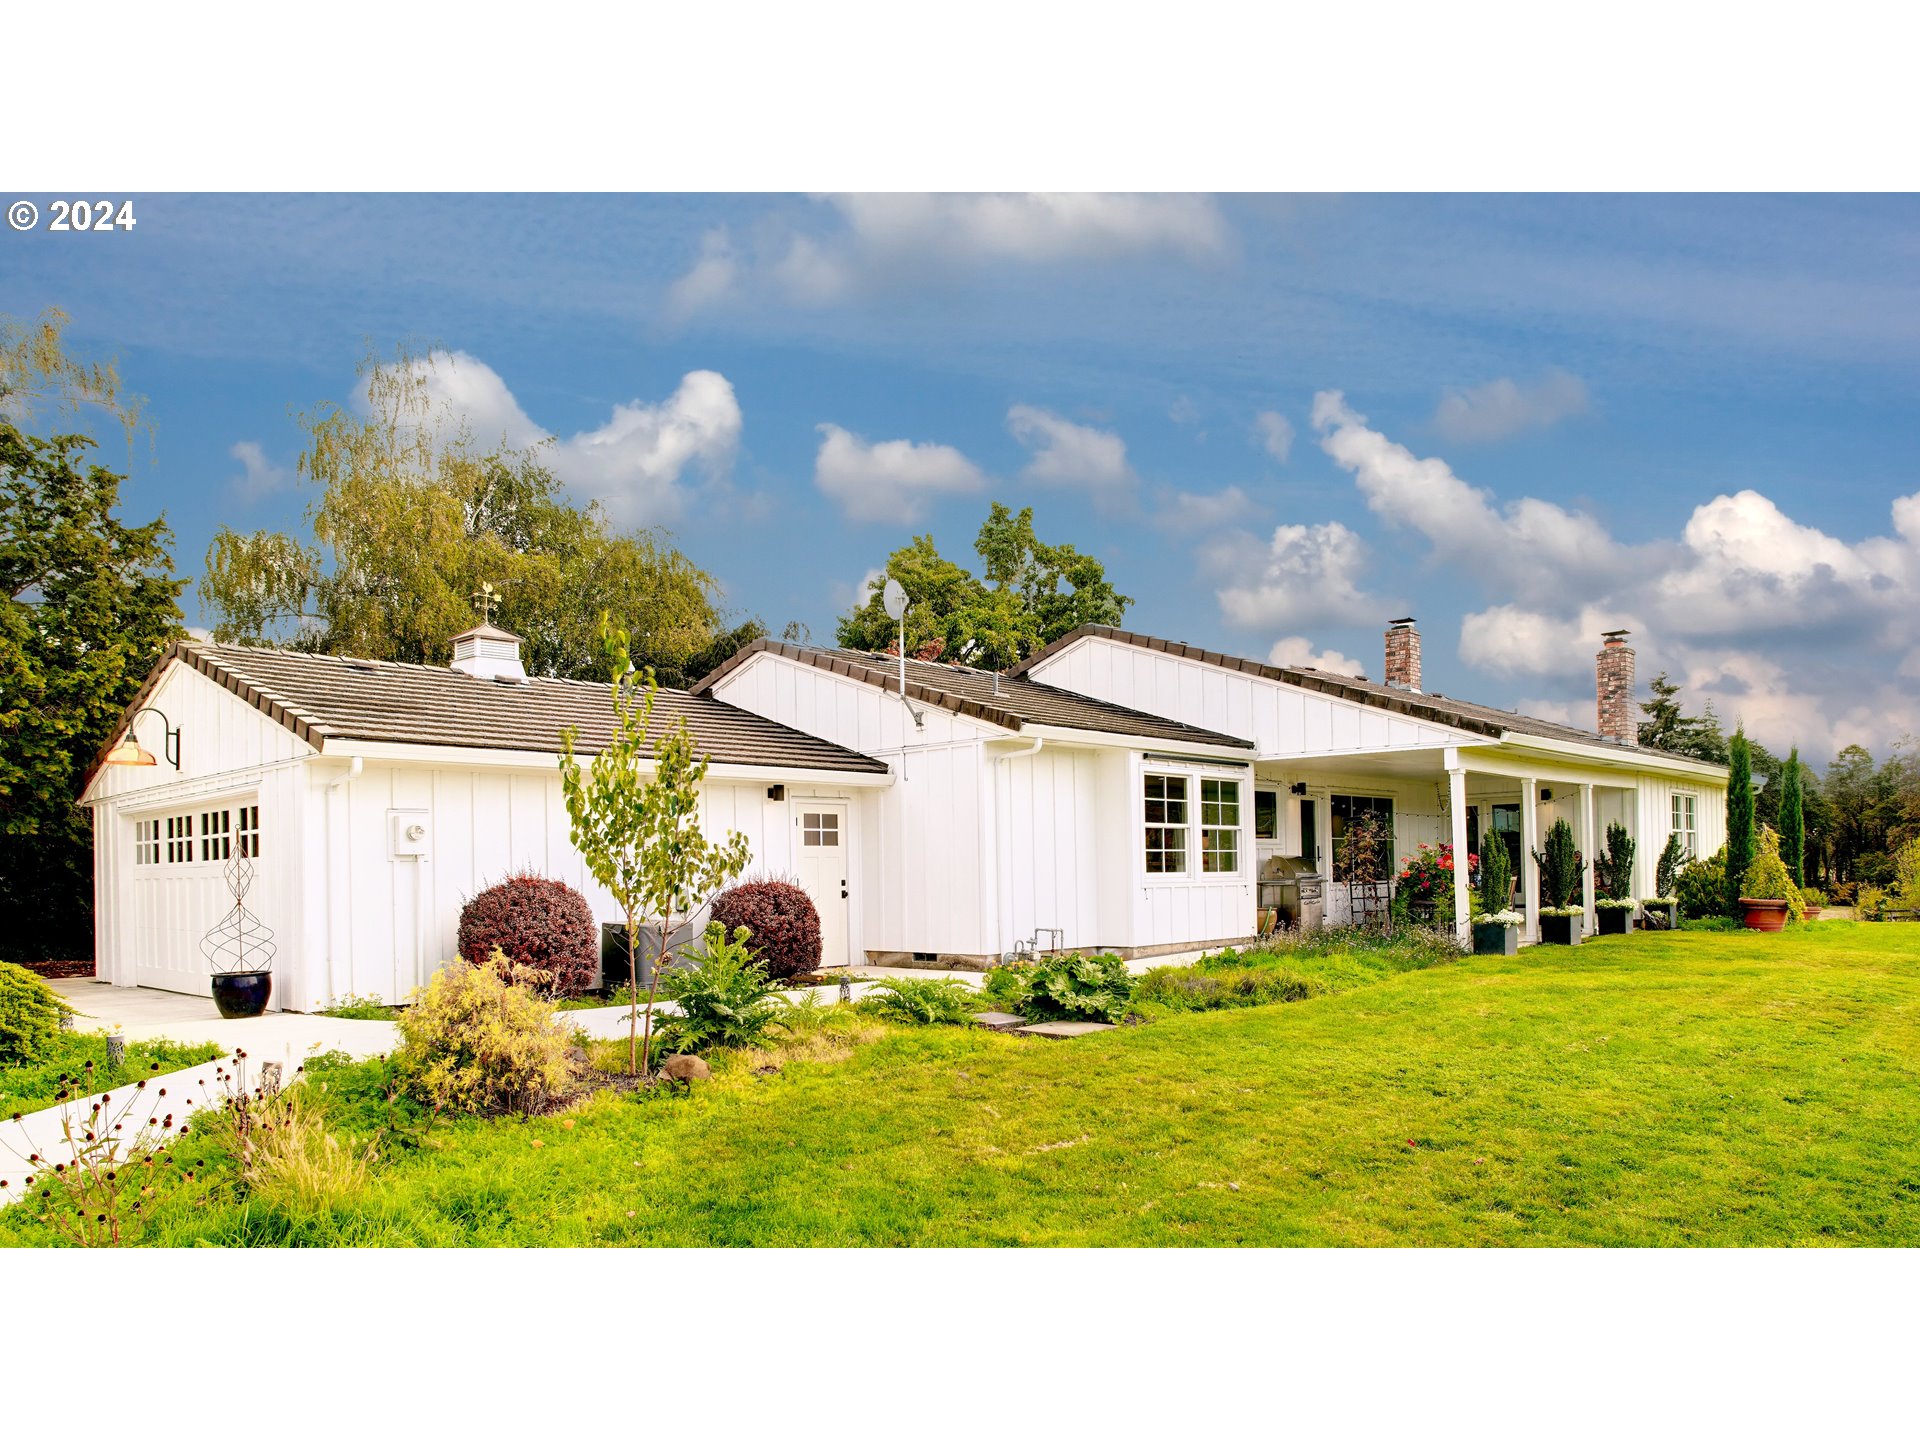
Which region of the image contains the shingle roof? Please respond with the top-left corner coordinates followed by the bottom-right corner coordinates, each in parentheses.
top-left (692, 640), bottom-right (1255, 750)
top-left (1010, 626), bottom-right (1722, 766)
top-left (125, 642), bottom-right (890, 774)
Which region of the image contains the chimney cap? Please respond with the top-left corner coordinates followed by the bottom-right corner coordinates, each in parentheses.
top-left (1388, 616), bottom-right (1417, 628)
top-left (1601, 628), bottom-right (1631, 644)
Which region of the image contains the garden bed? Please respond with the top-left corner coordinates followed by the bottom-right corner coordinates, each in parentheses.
top-left (0, 1035), bottom-right (223, 1115)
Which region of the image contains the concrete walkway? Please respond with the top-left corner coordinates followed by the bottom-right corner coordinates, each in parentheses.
top-left (48, 979), bottom-right (399, 1063)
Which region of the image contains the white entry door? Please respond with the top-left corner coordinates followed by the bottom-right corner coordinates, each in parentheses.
top-left (793, 800), bottom-right (851, 967)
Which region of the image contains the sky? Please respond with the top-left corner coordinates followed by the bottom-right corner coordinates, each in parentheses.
top-left (6, 192), bottom-right (1919, 764)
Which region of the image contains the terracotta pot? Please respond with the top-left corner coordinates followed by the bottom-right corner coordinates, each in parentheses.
top-left (1803, 905), bottom-right (1823, 921)
top-left (1739, 898), bottom-right (1789, 933)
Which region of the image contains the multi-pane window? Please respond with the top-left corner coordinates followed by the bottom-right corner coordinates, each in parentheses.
top-left (165, 814), bottom-right (194, 863)
top-left (236, 805), bottom-right (261, 858)
top-left (134, 819), bottom-right (160, 865)
top-left (801, 811), bottom-right (840, 848)
top-left (1200, 779), bottom-right (1241, 874)
top-left (200, 808), bottom-right (232, 862)
top-left (1254, 789), bottom-right (1279, 842)
top-left (1144, 774), bottom-right (1189, 874)
top-left (1671, 793), bottom-right (1698, 859)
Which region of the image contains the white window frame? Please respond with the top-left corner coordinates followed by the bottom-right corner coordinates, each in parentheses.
top-left (135, 796), bottom-right (261, 870)
top-left (1199, 777), bottom-right (1242, 875)
top-left (1671, 792), bottom-right (1698, 859)
top-left (1143, 772), bottom-right (1190, 876)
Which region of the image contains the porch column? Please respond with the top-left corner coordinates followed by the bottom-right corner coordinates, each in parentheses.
top-left (1580, 782), bottom-right (1597, 935)
top-left (1446, 754), bottom-right (1470, 944)
top-left (1521, 775), bottom-right (1540, 943)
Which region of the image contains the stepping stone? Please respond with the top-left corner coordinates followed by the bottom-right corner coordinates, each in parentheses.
top-left (1013, 1021), bottom-right (1115, 1040)
top-left (972, 1011), bottom-right (1029, 1031)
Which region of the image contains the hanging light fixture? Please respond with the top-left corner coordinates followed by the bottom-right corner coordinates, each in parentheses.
top-left (105, 706), bottom-right (181, 770)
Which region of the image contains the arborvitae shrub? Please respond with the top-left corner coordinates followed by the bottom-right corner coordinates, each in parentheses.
top-left (709, 878), bottom-right (821, 981)
top-left (457, 872), bottom-right (599, 998)
top-left (1478, 836), bottom-right (1512, 913)
top-left (0, 961), bottom-right (74, 1065)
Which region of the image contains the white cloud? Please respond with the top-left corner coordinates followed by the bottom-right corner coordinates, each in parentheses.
top-left (1458, 603), bottom-right (1640, 678)
top-left (1252, 410), bottom-right (1294, 463)
top-left (228, 441), bottom-right (290, 501)
top-left (668, 193), bottom-right (1230, 313)
top-left (384, 351), bottom-right (741, 525)
top-left (1268, 635), bottom-right (1366, 677)
top-left (1432, 369), bottom-right (1591, 443)
top-left (1007, 404), bottom-right (1133, 498)
top-left (1153, 484), bottom-right (1260, 535)
top-left (1217, 520), bottom-right (1378, 631)
top-left (1313, 389), bottom-right (1624, 603)
top-left (812, 424), bottom-right (986, 524)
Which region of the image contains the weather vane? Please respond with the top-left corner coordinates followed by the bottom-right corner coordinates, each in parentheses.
top-left (473, 580), bottom-right (500, 624)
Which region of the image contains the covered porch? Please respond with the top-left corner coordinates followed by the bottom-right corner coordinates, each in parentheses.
top-left (1250, 744), bottom-right (1652, 942)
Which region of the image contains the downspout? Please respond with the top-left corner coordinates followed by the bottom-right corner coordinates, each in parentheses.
top-left (990, 735), bottom-right (1044, 960)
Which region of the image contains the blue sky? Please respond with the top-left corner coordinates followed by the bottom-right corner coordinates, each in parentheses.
top-left (8, 192), bottom-right (1918, 762)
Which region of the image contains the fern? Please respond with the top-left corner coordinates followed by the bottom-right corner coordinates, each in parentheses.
top-left (861, 977), bottom-right (979, 1026)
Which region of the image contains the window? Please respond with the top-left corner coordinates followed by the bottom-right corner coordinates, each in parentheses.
top-left (199, 808), bottom-right (232, 862)
top-left (1330, 793), bottom-right (1394, 878)
top-left (165, 814), bottom-right (194, 864)
top-left (1254, 789), bottom-right (1279, 842)
top-left (801, 811), bottom-right (839, 848)
top-left (236, 805), bottom-right (260, 858)
top-left (1671, 793), bottom-right (1698, 859)
top-left (1144, 774), bottom-right (1188, 874)
top-left (135, 819), bottom-right (160, 865)
top-left (1200, 778), bottom-right (1241, 874)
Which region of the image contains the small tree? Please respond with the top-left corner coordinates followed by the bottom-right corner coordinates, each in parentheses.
top-left (1597, 821), bottom-right (1636, 902)
top-left (1532, 819), bottom-right (1581, 909)
top-left (1477, 835), bottom-right (1512, 914)
top-left (1654, 832), bottom-right (1686, 900)
top-left (1726, 727), bottom-right (1756, 913)
top-left (560, 615), bottom-right (750, 1078)
top-left (1779, 745), bottom-right (1805, 888)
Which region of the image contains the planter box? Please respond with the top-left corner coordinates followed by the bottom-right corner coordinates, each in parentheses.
top-left (1596, 906), bottom-right (1632, 936)
top-left (1473, 922), bottom-right (1520, 956)
top-left (1739, 897), bottom-right (1789, 932)
top-left (1538, 913), bottom-right (1583, 946)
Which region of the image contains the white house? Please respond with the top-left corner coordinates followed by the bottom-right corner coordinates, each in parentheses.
top-left (80, 616), bottom-right (1727, 1008)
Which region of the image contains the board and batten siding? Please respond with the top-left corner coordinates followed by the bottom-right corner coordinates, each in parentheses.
top-left (306, 759), bottom-right (812, 1006)
top-left (87, 658), bottom-right (314, 1007)
top-left (1027, 637), bottom-right (1472, 755)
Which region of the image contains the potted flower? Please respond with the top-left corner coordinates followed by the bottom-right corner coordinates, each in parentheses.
top-left (1471, 837), bottom-right (1521, 955)
top-left (1532, 818), bottom-right (1584, 946)
top-left (1643, 834), bottom-right (1685, 930)
top-left (1593, 821), bottom-right (1637, 936)
top-left (1801, 887), bottom-right (1825, 921)
top-left (1392, 842), bottom-right (1476, 929)
top-left (1737, 826), bottom-right (1800, 933)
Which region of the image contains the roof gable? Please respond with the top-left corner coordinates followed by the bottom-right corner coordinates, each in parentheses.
top-left (694, 640), bottom-right (1254, 750)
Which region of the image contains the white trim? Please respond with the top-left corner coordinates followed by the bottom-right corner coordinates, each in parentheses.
top-left (1489, 733), bottom-right (1728, 780)
top-left (320, 738), bottom-right (895, 788)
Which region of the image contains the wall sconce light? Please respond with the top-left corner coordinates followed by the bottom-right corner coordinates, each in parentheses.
top-left (767, 783), bottom-right (786, 801)
top-left (1539, 787), bottom-right (1553, 802)
top-left (104, 706), bottom-right (180, 770)
top-left (1289, 782), bottom-right (1308, 796)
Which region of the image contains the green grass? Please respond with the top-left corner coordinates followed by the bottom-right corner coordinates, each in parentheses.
top-left (6, 924), bottom-right (1918, 1246)
top-left (0, 1035), bottom-right (224, 1114)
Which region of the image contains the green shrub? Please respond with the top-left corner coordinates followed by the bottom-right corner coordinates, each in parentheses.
top-left (1739, 827), bottom-right (1803, 922)
top-left (1018, 952), bottom-right (1134, 1025)
top-left (1654, 833), bottom-right (1687, 901)
top-left (860, 976), bottom-right (979, 1026)
top-left (1133, 963), bottom-right (1325, 1014)
top-left (0, 962), bottom-right (75, 1066)
top-left (394, 951), bottom-right (576, 1117)
top-left (1478, 835), bottom-right (1512, 913)
top-left (1677, 848), bottom-right (1728, 920)
top-left (1856, 885), bottom-right (1890, 920)
top-left (317, 994), bottom-right (396, 1020)
top-left (653, 924), bottom-right (786, 1055)
top-left (980, 963), bottom-right (1030, 1010)
top-left (1532, 819), bottom-right (1581, 909)
top-left (1801, 887), bottom-right (1827, 907)
top-left (1597, 822), bottom-right (1635, 902)
top-left (1678, 914), bottom-right (1741, 932)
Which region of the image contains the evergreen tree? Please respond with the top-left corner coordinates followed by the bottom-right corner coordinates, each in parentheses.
top-left (1725, 726), bottom-right (1755, 912)
top-left (1638, 672), bottom-right (1730, 763)
top-left (1779, 745), bottom-right (1805, 887)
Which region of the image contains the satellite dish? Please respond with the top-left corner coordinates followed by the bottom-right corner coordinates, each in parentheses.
top-left (882, 575), bottom-right (908, 622)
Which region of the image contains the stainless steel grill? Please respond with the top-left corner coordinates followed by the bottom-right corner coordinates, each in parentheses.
top-left (1259, 855), bottom-right (1327, 932)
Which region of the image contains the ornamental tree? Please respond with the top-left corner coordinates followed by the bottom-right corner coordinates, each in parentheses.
top-left (1726, 727), bottom-right (1755, 912)
top-left (560, 614), bottom-right (750, 1078)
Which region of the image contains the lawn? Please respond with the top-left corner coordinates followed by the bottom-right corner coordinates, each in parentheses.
top-left (0, 1035), bottom-right (224, 1115)
top-left (6, 924), bottom-right (1917, 1246)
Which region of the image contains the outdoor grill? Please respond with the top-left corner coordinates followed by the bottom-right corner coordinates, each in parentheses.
top-left (1260, 855), bottom-right (1327, 933)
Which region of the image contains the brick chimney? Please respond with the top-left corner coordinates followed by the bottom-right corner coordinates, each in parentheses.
top-left (1596, 630), bottom-right (1636, 744)
top-left (1384, 618), bottom-right (1421, 692)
